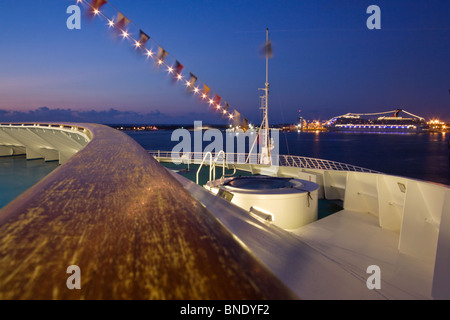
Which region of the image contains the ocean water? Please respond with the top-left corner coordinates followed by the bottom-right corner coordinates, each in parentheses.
top-left (279, 131), bottom-right (450, 186)
top-left (126, 130), bottom-right (450, 187)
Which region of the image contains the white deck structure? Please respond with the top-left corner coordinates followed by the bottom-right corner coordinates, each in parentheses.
top-left (156, 151), bottom-right (450, 299)
top-left (1, 124), bottom-right (449, 299)
top-left (0, 123), bottom-right (91, 164)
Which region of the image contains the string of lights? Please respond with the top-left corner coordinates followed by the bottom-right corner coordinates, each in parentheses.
top-left (76, 0), bottom-right (249, 129)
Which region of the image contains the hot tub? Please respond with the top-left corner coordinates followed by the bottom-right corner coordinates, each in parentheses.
top-left (209, 176), bottom-right (319, 230)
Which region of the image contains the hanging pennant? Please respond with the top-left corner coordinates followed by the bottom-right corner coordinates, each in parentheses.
top-left (116, 12), bottom-right (130, 30)
top-left (214, 94), bottom-right (221, 106)
top-left (86, 0), bottom-right (108, 18)
top-left (261, 29), bottom-right (273, 58)
top-left (242, 118), bottom-right (249, 131)
top-left (186, 73), bottom-right (198, 92)
top-left (174, 61), bottom-right (184, 75)
top-left (138, 30), bottom-right (150, 47)
top-left (264, 39), bottom-right (273, 58)
top-left (169, 60), bottom-right (184, 82)
top-left (202, 84), bottom-right (210, 98)
top-left (188, 73), bottom-right (197, 86)
top-left (91, 0), bottom-right (107, 9)
top-left (157, 46), bottom-right (168, 63)
top-left (233, 110), bottom-right (241, 126)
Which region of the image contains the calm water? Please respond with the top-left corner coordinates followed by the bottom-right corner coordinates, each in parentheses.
top-left (126, 130), bottom-right (450, 187)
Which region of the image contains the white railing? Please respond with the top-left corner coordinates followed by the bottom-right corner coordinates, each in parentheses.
top-left (195, 150), bottom-right (227, 184)
top-left (196, 152), bottom-right (213, 185)
top-left (278, 154), bottom-right (380, 173)
top-left (148, 150), bottom-right (380, 173)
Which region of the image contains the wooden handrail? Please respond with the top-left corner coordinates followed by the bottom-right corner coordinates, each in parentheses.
top-left (0, 123), bottom-right (297, 300)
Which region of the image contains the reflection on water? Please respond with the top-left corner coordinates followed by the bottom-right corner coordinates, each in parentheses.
top-left (282, 131), bottom-right (450, 186)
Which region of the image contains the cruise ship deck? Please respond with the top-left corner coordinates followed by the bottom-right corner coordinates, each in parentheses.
top-left (0, 122), bottom-right (449, 300)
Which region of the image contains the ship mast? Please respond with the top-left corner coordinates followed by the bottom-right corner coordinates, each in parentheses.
top-left (259, 28), bottom-right (271, 165)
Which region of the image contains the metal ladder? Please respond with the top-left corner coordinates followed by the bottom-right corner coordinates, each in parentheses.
top-left (196, 150), bottom-right (227, 185)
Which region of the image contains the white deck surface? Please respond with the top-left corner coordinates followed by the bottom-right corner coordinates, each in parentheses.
top-left (290, 210), bottom-right (434, 299)
top-left (168, 169), bottom-right (435, 300)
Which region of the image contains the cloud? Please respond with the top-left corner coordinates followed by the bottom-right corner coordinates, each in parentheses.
top-left (0, 107), bottom-right (227, 125)
top-left (0, 107), bottom-right (170, 124)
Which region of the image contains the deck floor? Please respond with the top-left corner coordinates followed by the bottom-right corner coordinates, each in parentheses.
top-left (168, 168), bottom-right (435, 299)
top-left (290, 210), bottom-right (434, 299)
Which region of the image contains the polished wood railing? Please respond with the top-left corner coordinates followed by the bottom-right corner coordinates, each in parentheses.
top-left (0, 123), bottom-right (297, 300)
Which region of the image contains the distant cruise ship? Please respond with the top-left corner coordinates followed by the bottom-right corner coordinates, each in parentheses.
top-left (325, 109), bottom-right (428, 133)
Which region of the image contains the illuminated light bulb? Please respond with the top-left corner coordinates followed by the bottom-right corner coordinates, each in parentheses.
top-left (107, 19), bottom-right (115, 28)
top-left (216, 105), bottom-right (221, 110)
top-left (167, 67), bottom-right (173, 73)
top-left (145, 49), bottom-right (153, 57)
top-left (158, 60), bottom-right (163, 65)
top-left (185, 81), bottom-right (191, 87)
top-left (121, 31), bottom-right (129, 39)
top-left (228, 114), bottom-right (234, 119)
top-left (93, 9), bottom-right (100, 15)
top-left (194, 87), bottom-right (199, 93)
top-left (177, 74), bottom-right (183, 80)
top-left (223, 110), bottom-right (227, 114)
top-left (209, 99), bottom-right (214, 105)
top-left (202, 94), bottom-right (207, 99)
top-left (134, 41), bottom-right (141, 48)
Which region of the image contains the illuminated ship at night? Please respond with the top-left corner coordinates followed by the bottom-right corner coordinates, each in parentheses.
top-left (325, 109), bottom-right (428, 132)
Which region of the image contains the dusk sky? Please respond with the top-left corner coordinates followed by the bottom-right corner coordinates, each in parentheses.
top-left (0, 0), bottom-right (449, 125)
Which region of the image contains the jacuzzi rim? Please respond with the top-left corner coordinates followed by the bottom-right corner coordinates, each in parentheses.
top-left (219, 176), bottom-right (319, 195)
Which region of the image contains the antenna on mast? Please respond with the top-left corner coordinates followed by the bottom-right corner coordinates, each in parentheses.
top-left (247, 28), bottom-right (273, 165)
top-left (259, 27), bottom-right (272, 165)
